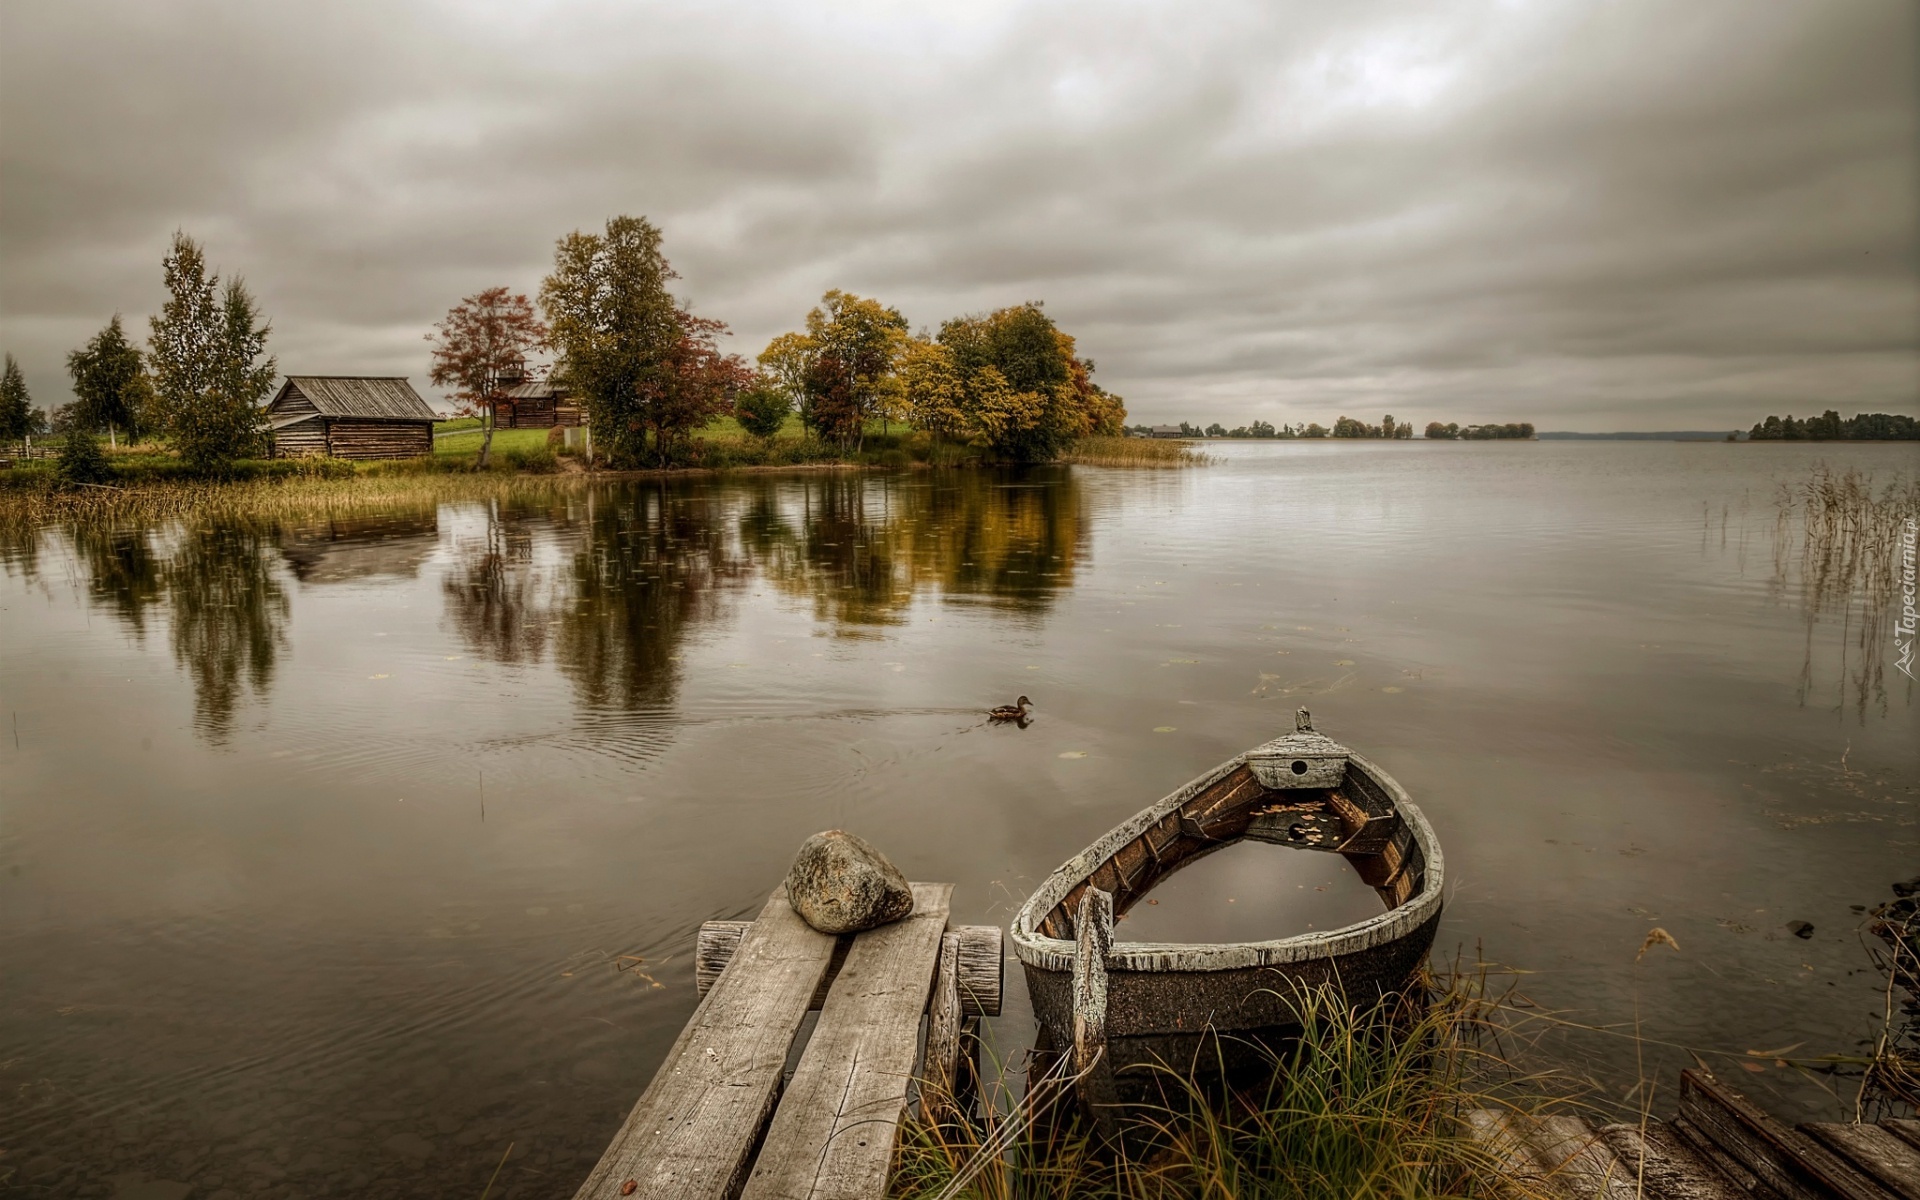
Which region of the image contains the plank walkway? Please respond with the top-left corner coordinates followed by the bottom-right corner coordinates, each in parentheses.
top-left (1467, 1069), bottom-right (1920, 1200)
top-left (573, 884), bottom-right (1001, 1200)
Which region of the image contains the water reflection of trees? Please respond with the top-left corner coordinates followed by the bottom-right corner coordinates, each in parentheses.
top-left (442, 500), bottom-right (550, 666)
top-left (167, 525), bottom-right (289, 741)
top-left (444, 469), bottom-right (1089, 703)
top-left (554, 488), bottom-right (747, 710)
top-left (45, 520), bottom-right (290, 743)
top-left (740, 469), bottom-right (1086, 630)
top-left (441, 488), bottom-right (755, 711)
top-left (69, 526), bottom-right (166, 637)
top-left (22, 468), bottom-right (1090, 739)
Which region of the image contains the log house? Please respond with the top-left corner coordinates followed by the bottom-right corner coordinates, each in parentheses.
top-left (266, 376), bottom-right (439, 460)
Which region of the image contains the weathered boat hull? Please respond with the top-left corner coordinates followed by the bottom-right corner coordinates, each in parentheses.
top-left (1011, 734), bottom-right (1444, 1097)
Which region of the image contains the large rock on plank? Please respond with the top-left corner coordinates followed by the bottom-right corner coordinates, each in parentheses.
top-left (785, 831), bottom-right (914, 934)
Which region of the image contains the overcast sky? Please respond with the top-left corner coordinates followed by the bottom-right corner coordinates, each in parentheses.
top-left (2, 0), bottom-right (1914, 429)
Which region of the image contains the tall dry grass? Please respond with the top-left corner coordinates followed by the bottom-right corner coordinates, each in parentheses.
top-left (1063, 437), bottom-right (1211, 468)
top-left (1768, 464), bottom-right (1919, 715)
top-left (0, 469), bottom-right (586, 533)
top-left (893, 973), bottom-right (1579, 1200)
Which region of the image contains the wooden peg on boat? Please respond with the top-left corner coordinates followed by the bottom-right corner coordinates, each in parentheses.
top-left (1072, 886), bottom-right (1121, 1140)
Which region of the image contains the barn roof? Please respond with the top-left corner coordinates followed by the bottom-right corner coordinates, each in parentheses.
top-left (502, 380), bottom-right (568, 400)
top-left (276, 376), bottom-right (438, 421)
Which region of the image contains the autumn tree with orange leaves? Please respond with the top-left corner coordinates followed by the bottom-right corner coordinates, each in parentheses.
top-left (426, 287), bottom-right (547, 468)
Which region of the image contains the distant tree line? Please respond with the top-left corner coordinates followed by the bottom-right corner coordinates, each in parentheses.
top-left (1421, 421), bottom-right (1535, 440)
top-left (1747, 410), bottom-right (1917, 441)
top-left (1126, 415), bottom-right (1533, 440)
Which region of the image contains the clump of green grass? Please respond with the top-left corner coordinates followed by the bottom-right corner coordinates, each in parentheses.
top-left (1062, 436), bottom-right (1210, 468)
top-left (893, 973), bottom-right (1573, 1200)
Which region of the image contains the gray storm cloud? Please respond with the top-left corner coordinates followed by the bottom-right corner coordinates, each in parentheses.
top-left (1, 0), bottom-right (1913, 429)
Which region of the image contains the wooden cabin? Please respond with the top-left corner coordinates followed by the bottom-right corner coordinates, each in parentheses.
top-left (266, 376), bottom-right (438, 460)
top-left (489, 373), bottom-right (581, 429)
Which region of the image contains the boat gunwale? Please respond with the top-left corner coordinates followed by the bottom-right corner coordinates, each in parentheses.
top-left (1009, 749), bottom-right (1445, 975)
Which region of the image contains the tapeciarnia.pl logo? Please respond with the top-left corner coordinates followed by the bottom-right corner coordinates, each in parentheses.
top-left (1898, 516), bottom-right (1917, 681)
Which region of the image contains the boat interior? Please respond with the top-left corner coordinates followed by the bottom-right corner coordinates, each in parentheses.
top-left (1034, 761), bottom-right (1429, 944)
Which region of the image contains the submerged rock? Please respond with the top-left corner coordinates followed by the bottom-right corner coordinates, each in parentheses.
top-left (1787, 919), bottom-right (1814, 939)
top-left (786, 831), bottom-right (914, 934)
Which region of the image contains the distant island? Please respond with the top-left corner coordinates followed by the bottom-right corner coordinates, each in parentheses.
top-left (1129, 416), bottom-right (1534, 440)
top-left (1538, 431), bottom-right (1741, 441)
top-left (1746, 410), bottom-right (1917, 441)
top-left (1542, 411), bottom-right (1917, 442)
top-left (1107, 408), bottom-right (1917, 444)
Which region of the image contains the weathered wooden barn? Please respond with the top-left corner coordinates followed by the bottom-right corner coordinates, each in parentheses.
top-left (266, 376), bottom-right (439, 460)
top-left (489, 374), bottom-right (581, 429)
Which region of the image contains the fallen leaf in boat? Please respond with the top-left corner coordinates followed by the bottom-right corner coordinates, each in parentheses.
top-left (369, 673), bottom-right (390, 680)
top-left (1154, 726), bottom-right (1177, 733)
top-left (622, 1180), bottom-right (638, 1195)
top-left (1058, 751), bottom-right (1087, 759)
top-left (1147, 899), bottom-right (1159, 905)
top-left (1382, 686), bottom-right (1404, 693)
top-left (1740, 1061), bottom-right (1766, 1073)
top-left (1636, 927), bottom-right (1680, 961)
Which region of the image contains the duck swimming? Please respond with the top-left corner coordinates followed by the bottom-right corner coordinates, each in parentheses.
top-left (988, 696), bottom-right (1033, 722)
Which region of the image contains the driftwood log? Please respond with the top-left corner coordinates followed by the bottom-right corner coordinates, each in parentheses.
top-left (698, 919), bottom-right (1002, 1016)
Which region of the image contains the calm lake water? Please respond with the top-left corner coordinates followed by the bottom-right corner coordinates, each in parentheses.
top-left (2, 441), bottom-right (1915, 1197)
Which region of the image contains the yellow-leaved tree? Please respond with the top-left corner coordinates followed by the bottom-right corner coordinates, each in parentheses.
top-left (900, 302), bottom-right (1125, 461)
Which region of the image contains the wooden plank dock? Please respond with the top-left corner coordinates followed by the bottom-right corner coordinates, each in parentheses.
top-left (1466, 1069), bottom-right (1920, 1200)
top-left (572, 884), bottom-right (1002, 1200)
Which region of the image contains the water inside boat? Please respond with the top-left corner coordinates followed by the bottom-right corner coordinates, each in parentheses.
top-left (1109, 839), bottom-right (1385, 945)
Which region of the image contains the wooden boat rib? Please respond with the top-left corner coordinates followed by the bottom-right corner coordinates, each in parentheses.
top-left (1010, 710), bottom-right (1444, 1110)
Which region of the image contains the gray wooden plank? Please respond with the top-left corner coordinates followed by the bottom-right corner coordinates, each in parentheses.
top-left (573, 890), bottom-right (839, 1200)
top-left (1527, 1114), bottom-right (1639, 1200)
top-left (1673, 1116), bottom-right (1782, 1200)
top-left (1678, 1070), bottom-right (1890, 1200)
top-left (1599, 1121), bottom-right (1751, 1200)
top-left (698, 919), bottom-right (852, 1011)
top-left (1803, 1124), bottom-right (1920, 1200)
top-left (1462, 1110), bottom-right (1573, 1198)
top-left (1882, 1120), bottom-right (1920, 1154)
top-left (919, 931), bottom-right (962, 1123)
top-left (700, 921), bottom-right (1000, 1016)
top-left (740, 883), bottom-right (952, 1200)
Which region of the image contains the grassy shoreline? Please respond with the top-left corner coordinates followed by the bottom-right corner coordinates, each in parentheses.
top-left (0, 433), bottom-right (1204, 530)
top-left (891, 973), bottom-right (1579, 1200)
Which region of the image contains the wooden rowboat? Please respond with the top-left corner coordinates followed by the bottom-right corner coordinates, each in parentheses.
top-left (1010, 710), bottom-right (1444, 1115)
